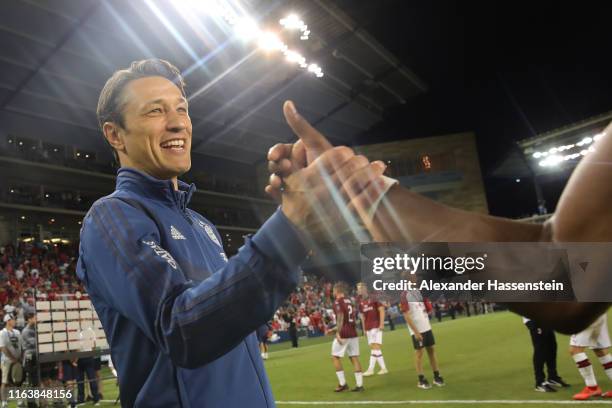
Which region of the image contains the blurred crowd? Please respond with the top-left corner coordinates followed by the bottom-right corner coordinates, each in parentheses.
top-left (0, 240), bottom-right (498, 338)
top-left (0, 241), bottom-right (82, 331)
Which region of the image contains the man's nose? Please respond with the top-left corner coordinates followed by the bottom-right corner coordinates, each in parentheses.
top-left (166, 111), bottom-right (187, 132)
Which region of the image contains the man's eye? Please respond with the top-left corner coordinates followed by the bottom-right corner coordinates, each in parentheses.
top-left (178, 107), bottom-right (188, 113)
top-left (149, 108), bottom-right (162, 114)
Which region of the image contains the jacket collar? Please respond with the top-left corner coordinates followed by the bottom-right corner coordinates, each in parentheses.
top-left (115, 167), bottom-right (196, 210)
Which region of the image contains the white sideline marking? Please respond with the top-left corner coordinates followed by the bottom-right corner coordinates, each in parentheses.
top-left (276, 400), bottom-right (612, 405)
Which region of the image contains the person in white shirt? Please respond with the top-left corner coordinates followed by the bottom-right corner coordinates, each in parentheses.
top-left (76, 321), bottom-right (99, 404)
top-left (400, 290), bottom-right (444, 389)
top-left (0, 314), bottom-right (22, 408)
top-left (2, 305), bottom-right (14, 316)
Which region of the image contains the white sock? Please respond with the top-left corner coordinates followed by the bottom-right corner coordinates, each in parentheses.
top-left (355, 371), bottom-right (363, 387)
top-left (598, 353), bottom-right (612, 380)
top-left (377, 353), bottom-right (387, 370)
top-left (573, 352), bottom-right (597, 387)
top-left (368, 351), bottom-right (376, 371)
top-left (336, 370), bottom-right (346, 386)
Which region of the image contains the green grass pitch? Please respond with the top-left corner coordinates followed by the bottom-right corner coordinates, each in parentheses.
top-left (8, 311), bottom-right (612, 407)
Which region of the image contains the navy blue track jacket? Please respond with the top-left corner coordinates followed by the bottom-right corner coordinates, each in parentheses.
top-left (76, 168), bottom-right (307, 407)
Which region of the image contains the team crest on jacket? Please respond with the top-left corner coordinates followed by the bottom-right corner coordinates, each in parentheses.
top-left (198, 220), bottom-right (222, 247)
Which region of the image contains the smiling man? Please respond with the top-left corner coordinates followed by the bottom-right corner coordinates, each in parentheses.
top-left (77, 59), bottom-right (386, 407)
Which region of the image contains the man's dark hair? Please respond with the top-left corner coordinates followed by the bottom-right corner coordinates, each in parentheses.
top-left (96, 59), bottom-right (187, 163)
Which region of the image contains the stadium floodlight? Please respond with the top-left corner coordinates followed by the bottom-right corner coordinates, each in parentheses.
top-left (307, 63), bottom-right (324, 77)
top-left (279, 14), bottom-right (304, 30)
top-left (576, 137), bottom-right (593, 147)
top-left (234, 17), bottom-right (259, 41)
top-left (531, 130), bottom-right (603, 164)
top-left (280, 13), bottom-right (310, 40)
top-left (284, 50), bottom-right (304, 64)
top-left (258, 31), bottom-right (284, 51)
top-left (538, 154), bottom-right (563, 167)
top-left (549, 155), bottom-right (562, 165)
top-left (173, 1), bottom-right (324, 78)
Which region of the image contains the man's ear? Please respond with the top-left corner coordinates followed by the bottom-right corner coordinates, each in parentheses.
top-left (103, 122), bottom-right (125, 153)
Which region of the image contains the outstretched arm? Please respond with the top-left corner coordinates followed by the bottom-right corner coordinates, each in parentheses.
top-left (266, 101), bottom-right (612, 334)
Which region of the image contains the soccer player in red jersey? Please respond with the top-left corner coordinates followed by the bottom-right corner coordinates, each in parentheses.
top-left (356, 283), bottom-right (388, 376)
top-left (328, 282), bottom-right (364, 392)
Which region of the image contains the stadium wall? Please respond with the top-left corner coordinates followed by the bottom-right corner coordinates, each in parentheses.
top-left (355, 132), bottom-right (489, 214)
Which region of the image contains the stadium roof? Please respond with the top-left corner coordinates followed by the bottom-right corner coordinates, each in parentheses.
top-left (0, 0), bottom-right (427, 165)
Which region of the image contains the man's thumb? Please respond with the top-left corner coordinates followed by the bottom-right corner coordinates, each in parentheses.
top-left (283, 100), bottom-right (333, 153)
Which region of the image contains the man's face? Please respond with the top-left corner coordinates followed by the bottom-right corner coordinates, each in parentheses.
top-left (6, 318), bottom-right (14, 329)
top-left (114, 76), bottom-right (192, 180)
top-left (357, 284), bottom-right (367, 297)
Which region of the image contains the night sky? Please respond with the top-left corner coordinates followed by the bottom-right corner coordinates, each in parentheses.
top-left (340, 0), bottom-right (612, 217)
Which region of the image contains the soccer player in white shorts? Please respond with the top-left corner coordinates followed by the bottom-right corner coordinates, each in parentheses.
top-left (356, 282), bottom-right (388, 376)
top-left (331, 337), bottom-right (360, 360)
top-left (329, 282), bottom-right (363, 392)
top-left (366, 329), bottom-right (383, 348)
top-left (569, 313), bottom-right (611, 400)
